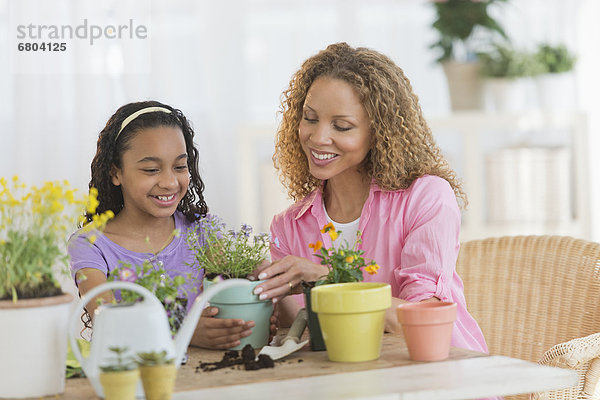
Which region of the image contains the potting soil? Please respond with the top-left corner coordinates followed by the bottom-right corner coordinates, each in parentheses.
top-left (196, 344), bottom-right (275, 372)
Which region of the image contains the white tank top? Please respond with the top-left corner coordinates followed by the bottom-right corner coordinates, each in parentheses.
top-left (323, 201), bottom-right (360, 250)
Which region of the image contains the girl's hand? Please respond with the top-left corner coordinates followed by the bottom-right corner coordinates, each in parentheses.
top-left (249, 255), bottom-right (329, 304)
top-left (191, 307), bottom-right (255, 349)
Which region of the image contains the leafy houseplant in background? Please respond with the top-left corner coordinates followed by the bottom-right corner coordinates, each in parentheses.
top-left (136, 350), bottom-right (176, 400)
top-left (186, 214), bottom-right (271, 349)
top-left (429, 0), bottom-right (509, 110)
top-left (478, 43), bottom-right (543, 112)
top-left (105, 259), bottom-right (197, 336)
top-left (535, 43), bottom-right (577, 110)
top-left (0, 177), bottom-right (112, 398)
top-left (99, 346), bottom-right (139, 400)
top-left (303, 223), bottom-right (380, 351)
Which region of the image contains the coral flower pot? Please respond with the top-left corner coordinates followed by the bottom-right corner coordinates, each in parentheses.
top-left (311, 282), bottom-right (391, 362)
top-left (397, 302), bottom-right (457, 362)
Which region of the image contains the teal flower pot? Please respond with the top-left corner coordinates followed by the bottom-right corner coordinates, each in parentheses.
top-left (203, 278), bottom-right (272, 350)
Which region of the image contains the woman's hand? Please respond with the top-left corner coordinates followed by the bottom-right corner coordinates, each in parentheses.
top-left (249, 255), bottom-right (329, 304)
top-left (190, 307), bottom-right (255, 349)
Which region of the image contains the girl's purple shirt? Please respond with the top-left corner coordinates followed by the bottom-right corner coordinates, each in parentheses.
top-left (270, 175), bottom-right (488, 354)
top-left (67, 211), bottom-right (203, 311)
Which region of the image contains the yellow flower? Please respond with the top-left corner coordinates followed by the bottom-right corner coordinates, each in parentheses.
top-left (345, 255), bottom-right (355, 263)
top-left (86, 187), bottom-right (100, 214)
top-left (65, 189), bottom-right (75, 205)
top-left (365, 263), bottom-right (380, 275)
top-left (89, 234), bottom-right (97, 244)
top-left (50, 200), bottom-right (64, 213)
top-left (308, 240), bottom-right (323, 251)
top-left (328, 229), bottom-right (338, 241)
top-left (320, 222), bottom-right (334, 233)
top-left (0, 178), bottom-right (115, 301)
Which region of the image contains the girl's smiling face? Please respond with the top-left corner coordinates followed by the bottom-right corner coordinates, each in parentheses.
top-left (111, 126), bottom-right (190, 221)
top-left (298, 77), bottom-right (371, 182)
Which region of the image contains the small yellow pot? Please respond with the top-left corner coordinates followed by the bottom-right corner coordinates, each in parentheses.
top-left (139, 364), bottom-right (177, 400)
top-left (99, 369), bottom-right (139, 400)
top-left (311, 282), bottom-right (391, 362)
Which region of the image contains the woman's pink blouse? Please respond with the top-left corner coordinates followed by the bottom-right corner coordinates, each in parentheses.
top-left (270, 175), bottom-right (488, 353)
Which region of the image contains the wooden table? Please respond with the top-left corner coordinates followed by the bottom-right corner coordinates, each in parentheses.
top-left (51, 334), bottom-right (577, 400)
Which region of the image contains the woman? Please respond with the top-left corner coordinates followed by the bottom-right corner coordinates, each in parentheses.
top-left (251, 42), bottom-right (487, 353)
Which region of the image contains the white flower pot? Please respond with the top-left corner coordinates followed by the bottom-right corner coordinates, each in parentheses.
top-left (442, 61), bottom-right (484, 111)
top-left (484, 78), bottom-right (535, 113)
top-left (0, 293), bottom-right (74, 398)
top-left (535, 72), bottom-right (577, 111)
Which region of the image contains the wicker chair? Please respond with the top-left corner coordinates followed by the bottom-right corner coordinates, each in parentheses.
top-left (456, 236), bottom-right (600, 400)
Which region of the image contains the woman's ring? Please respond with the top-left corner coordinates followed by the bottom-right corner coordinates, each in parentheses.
top-left (288, 281), bottom-right (294, 291)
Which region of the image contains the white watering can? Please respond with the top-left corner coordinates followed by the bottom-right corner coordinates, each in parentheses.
top-left (68, 279), bottom-right (250, 398)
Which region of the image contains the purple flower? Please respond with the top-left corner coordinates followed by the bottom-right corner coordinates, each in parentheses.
top-left (241, 223), bottom-right (252, 237)
top-left (118, 267), bottom-right (137, 283)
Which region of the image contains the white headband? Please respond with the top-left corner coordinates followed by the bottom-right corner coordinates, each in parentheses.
top-left (116, 106), bottom-right (172, 140)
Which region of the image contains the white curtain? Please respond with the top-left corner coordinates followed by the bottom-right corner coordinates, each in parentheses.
top-left (1, 0), bottom-right (599, 240)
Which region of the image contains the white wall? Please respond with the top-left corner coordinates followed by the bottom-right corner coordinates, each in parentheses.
top-left (1, 0), bottom-right (598, 240)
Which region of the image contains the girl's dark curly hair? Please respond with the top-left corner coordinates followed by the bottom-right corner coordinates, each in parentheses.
top-left (274, 42), bottom-right (467, 207)
top-left (85, 100), bottom-right (208, 224)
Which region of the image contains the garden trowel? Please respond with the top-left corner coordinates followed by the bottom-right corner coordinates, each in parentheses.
top-left (258, 308), bottom-right (308, 361)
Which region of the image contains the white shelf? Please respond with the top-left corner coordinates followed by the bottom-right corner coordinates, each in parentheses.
top-left (429, 110), bottom-right (590, 241)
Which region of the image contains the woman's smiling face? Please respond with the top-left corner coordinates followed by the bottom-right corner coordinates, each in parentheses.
top-left (298, 77), bottom-right (371, 182)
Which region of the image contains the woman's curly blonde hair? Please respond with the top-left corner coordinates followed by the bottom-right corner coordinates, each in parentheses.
top-left (273, 42), bottom-right (467, 207)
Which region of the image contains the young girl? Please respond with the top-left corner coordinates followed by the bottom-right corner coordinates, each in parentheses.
top-left (251, 43), bottom-right (488, 354)
top-left (68, 100), bottom-right (255, 349)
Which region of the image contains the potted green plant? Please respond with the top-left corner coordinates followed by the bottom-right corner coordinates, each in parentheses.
top-left (99, 346), bottom-right (139, 400)
top-left (429, 0), bottom-right (509, 110)
top-left (186, 214), bottom-right (271, 349)
top-left (0, 177), bottom-right (112, 398)
top-left (535, 43), bottom-right (577, 110)
top-left (303, 223), bottom-right (380, 351)
top-left (478, 43), bottom-right (543, 112)
top-left (105, 259), bottom-right (197, 336)
top-left (136, 350), bottom-right (176, 400)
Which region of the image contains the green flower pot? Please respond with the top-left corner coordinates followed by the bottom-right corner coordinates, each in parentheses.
top-left (203, 278), bottom-right (272, 350)
top-left (303, 284), bottom-right (326, 351)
